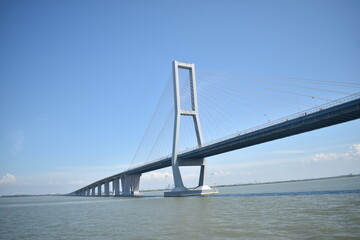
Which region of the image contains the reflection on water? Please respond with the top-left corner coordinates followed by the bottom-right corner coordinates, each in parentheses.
top-left (1, 176), bottom-right (359, 240)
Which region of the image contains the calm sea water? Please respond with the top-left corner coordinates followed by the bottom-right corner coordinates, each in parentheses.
top-left (0, 176), bottom-right (359, 240)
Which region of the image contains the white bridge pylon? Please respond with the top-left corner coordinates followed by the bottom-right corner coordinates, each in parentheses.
top-left (164, 61), bottom-right (218, 197)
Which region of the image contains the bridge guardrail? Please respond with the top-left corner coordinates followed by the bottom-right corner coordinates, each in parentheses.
top-left (201, 92), bottom-right (360, 148)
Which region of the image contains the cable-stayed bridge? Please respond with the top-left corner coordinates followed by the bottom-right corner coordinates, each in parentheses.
top-left (70, 61), bottom-right (360, 197)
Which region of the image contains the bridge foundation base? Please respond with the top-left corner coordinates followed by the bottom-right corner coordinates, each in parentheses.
top-left (164, 185), bottom-right (218, 197)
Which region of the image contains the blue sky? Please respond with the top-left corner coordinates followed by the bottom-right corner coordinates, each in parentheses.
top-left (0, 0), bottom-right (359, 195)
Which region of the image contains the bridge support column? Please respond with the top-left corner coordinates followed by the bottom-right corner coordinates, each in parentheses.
top-left (104, 181), bottom-right (110, 196)
top-left (91, 187), bottom-right (96, 196)
top-left (97, 184), bottom-right (102, 196)
top-left (113, 178), bottom-right (120, 196)
top-left (86, 188), bottom-right (90, 196)
top-left (165, 61), bottom-right (217, 197)
top-left (198, 161), bottom-right (207, 187)
top-left (131, 174), bottom-right (141, 196)
top-left (121, 176), bottom-right (129, 196)
top-left (121, 174), bottom-right (141, 196)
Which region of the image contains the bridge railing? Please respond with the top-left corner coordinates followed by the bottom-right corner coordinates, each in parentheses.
top-left (127, 92), bottom-right (359, 171)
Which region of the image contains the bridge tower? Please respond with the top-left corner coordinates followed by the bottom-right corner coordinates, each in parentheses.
top-left (164, 61), bottom-right (218, 197)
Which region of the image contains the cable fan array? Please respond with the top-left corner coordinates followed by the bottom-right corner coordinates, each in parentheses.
top-left (197, 69), bottom-right (359, 144)
top-left (128, 68), bottom-right (360, 169)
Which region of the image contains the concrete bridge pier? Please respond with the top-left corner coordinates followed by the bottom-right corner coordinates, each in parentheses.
top-left (121, 174), bottom-right (141, 196)
top-left (91, 187), bottom-right (96, 196)
top-left (113, 178), bottom-right (120, 196)
top-left (97, 184), bottom-right (102, 196)
top-left (120, 176), bottom-right (128, 195)
top-left (104, 181), bottom-right (110, 196)
top-left (129, 174), bottom-right (141, 196)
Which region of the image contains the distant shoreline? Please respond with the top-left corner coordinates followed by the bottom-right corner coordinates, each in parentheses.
top-left (1, 174), bottom-right (359, 197)
top-left (213, 173), bottom-right (360, 189)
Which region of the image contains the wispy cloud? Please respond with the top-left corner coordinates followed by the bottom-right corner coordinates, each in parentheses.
top-left (210, 170), bottom-right (233, 177)
top-left (10, 132), bottom-right (24, 156)
top-left (0, 173), bottom-right (17, 185)
top-left (183, 173), bottom-right (198, 180)
top-left (210, 143), bottom-right (360, 169)
top-left (142, 171), bottom-right (172, 180)
top-left (67, 180), bottom-right (92, 185)
top-left (214, 157), bottom-right (303, 169)
top-left (272, 150), bottom-right (305, 154)
top-left (14, 163), bottom-right (131, 188)
top-left (47, 181), bottom-right (63, 185)
top-left (311, 143), bottom-right (360, 162)
top-left (55, 164), bottom-right (128, 172)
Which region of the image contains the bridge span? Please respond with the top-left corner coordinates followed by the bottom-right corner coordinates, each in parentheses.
top-left (70, 92), bottom-right (360, 197)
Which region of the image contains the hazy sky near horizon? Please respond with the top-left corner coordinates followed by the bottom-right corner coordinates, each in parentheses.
top-left (1, 0), bottom-right (360, 195)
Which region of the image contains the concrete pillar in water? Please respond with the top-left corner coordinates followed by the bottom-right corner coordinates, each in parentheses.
top-left (121, 176), bottom-right (130, 196)
top-left (104, 181), bottom-right (110, 196)
top-left (113, 178), bottom-right (120, 196)
top-left (122, 174), bottom-right (141, 196)
top-left (130, 174), bottom-right (141, 196)
top-left (97, 184), bottom-right (102, 196)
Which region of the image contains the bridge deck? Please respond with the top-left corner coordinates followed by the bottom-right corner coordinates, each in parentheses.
top-left (73, 95), bottom-right (360, 193)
